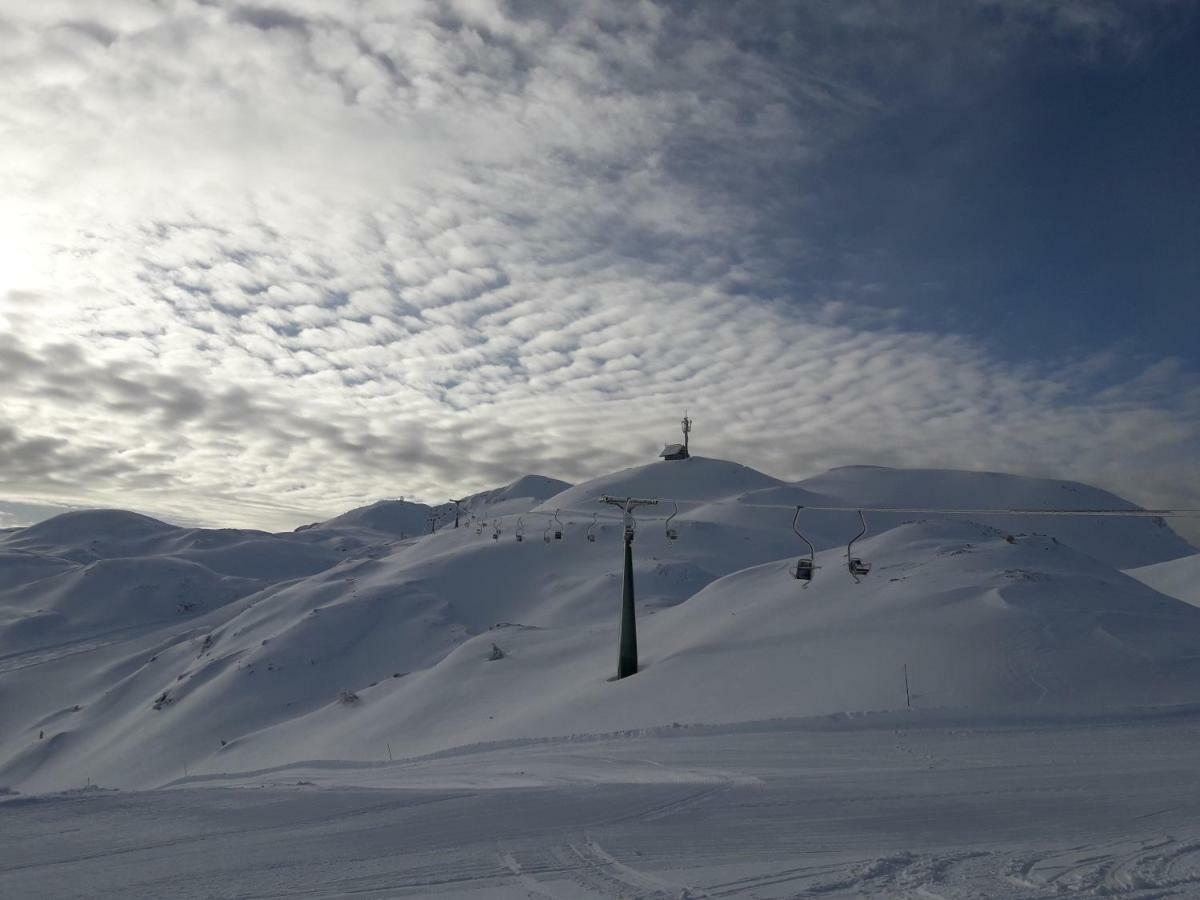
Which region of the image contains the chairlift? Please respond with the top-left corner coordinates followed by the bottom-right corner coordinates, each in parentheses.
top-left (543, 521), bottom-right (552, 543)
top-left (475, 517), bottom-right (483, 536)
top-left (553, 509), bottom-right (563, 541)
top-left (515, 517), bottom-right (525, 542)
top-left (623, 504), bottom-right (636, 544)
top-left (665, 502), bottom-right (679, 540)
top-left (847, 509), bottom-right (872, 583)
top-left (587, 512), bottom-right (598, 543)
top-left (491, 520), bottom-right (501, 541)
top-left (790, 506), bottom-right (817, 584)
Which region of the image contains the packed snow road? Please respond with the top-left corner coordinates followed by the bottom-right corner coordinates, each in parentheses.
top-left (4, 709), bottom-right (1200, 899)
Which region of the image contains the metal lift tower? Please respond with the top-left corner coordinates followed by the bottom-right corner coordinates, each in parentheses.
top-left (601, 495), bottom-right (658, 679)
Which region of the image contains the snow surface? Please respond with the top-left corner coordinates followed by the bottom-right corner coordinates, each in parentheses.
top-left (1127, 553), bottom-right (1200, 607)
top-left (793, 466), bottom-right (1196, 569)
top-left (5, 710), bottom-right (1200, 898)
top-left (2, 459), bottom-right (1198, 897)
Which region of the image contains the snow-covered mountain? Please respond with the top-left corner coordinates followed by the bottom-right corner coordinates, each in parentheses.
top-left (301, 473), bottom-right (571, 540)
top-left (1, 458), bottom-right (1196, 793)
top-left (793, 465), bottom-right (1196, 568)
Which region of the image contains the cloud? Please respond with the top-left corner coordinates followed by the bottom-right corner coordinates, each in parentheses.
top-left (0, 0), bottom-right (1196, 534)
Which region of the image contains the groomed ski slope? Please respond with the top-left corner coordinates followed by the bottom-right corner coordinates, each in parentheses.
top-left (5, 709), bottom-right (1200, 899)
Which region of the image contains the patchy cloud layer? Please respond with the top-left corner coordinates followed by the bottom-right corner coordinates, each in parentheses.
top-left (1, 0), bottom-right (1198, 531)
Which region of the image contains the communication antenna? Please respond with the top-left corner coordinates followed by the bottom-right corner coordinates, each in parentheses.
top-left (847, 510), bottom-right (872, 583)
top-left (681, 410), bottom-right (692, 457)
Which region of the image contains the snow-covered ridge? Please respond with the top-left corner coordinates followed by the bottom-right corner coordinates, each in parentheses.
top-left (1127, 553), bottom-right (1200, 607)
top-left (0, 459), bottom-right (1195, 792)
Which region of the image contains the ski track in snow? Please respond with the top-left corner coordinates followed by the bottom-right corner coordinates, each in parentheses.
top-left (5, 717), bottom-right (1200, 898)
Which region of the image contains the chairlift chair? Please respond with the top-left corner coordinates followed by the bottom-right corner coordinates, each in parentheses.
top-left (665, 502), bottom-right (679, 540)
top-left (790, 506), bottom-right (818, 585)
top-left (846, 510), bottom-right (872, 583)
top-left (792, 558), bottom-right (816, 582)
top-left (587, 512), bottom-right (598, 542)
top-left (491, 520), bottom-right (501, 541)
top-left (515, 517), bottom-right (525, 542)
top-left (849, 557), bottom-right (871, 578)
top-left (553, 509), bottom-right (563, 541)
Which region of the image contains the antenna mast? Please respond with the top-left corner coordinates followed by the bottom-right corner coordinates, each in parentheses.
top-left (681, 410), bottom-right (691, 458)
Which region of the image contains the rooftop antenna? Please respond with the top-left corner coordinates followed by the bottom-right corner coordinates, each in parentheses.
top-left (449, 498), bottom-right (467, 528)
top-left (681, 410), bottom-right (692, 458)
top-left (601, 495), bottom-right (658, 679)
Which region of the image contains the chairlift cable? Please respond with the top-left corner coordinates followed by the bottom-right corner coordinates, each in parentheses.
top-left (577, 499), bottom-right (1200, 519)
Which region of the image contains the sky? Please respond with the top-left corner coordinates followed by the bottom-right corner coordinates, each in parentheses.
top-left (1, 0), bottom-right (1198, 540)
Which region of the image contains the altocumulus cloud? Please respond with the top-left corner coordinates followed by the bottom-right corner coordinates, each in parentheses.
top-left (0, 0), bottom-right (1197, 533)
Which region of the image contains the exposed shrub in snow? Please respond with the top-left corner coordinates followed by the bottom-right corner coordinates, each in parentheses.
top-left (338, 690), bottom-right (360, 705)
top-left (488, 643), bottom-right (505, 661)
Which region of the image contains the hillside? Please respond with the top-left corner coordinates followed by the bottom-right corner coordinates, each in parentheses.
top-left (793, 465), bottom-right (1195, 568)
top-left (1127, 553), bottom-right (1200, 607)
top-left (1, 459), bottom-right (1197, 792)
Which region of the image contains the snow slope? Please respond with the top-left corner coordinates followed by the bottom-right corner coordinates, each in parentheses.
top-left (541, 456), bottom-right (781, 511)
top-left (463, 473), bottom-right (573, 519)
top-left (198, 519), bottom-right (1200, 782)
top-left (1, 458), bottom-right (1197, 794)
top-left (795, 465), bottom-right (1195, 568)
top-left (300, 474), bottom-right (571, 542)
top-left (7, 711), bottom-right (1200, 899)
top-left (1126, 553), bottom-right (1200, 607)
top-left (305, 499), bottom-right (435, 538)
